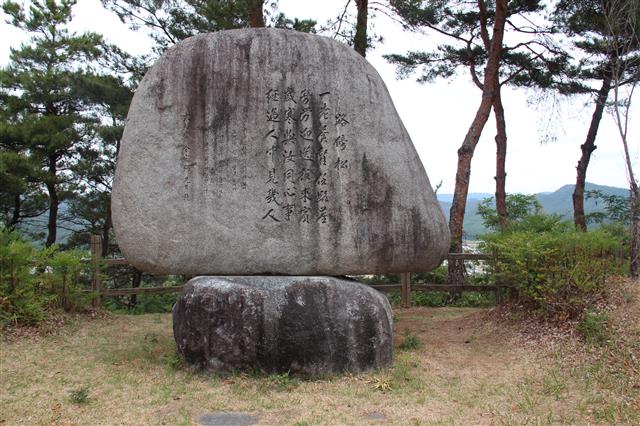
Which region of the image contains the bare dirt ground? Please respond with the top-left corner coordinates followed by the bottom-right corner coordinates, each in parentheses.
top-left (1, 279), bottom-right (638, 425)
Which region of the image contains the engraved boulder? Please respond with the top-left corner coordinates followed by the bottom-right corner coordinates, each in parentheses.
top-left (113, 28), bottom-right (449, 275)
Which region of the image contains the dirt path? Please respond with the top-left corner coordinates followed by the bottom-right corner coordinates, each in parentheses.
top-left (1, 294), bottom-right (638, 425)
top-left (396, 307), bottom-right (532, 378)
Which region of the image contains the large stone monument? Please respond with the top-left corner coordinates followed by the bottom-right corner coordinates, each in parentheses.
top-left (112, 28), bottom-right (449, 374)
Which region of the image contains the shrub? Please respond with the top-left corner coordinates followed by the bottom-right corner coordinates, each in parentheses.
top-left (482, 229), bottom-right (624, 317)
top-left (1, 228), bottom-right (51, 325)
top-left (104, 291), bottom-right (179, 314)
top-left (0, 227), bottom-right (92, 326)
top-left (387, 289), bottom-right (495, 308)
top-left (412, 265), bottom-right (448, 284)
top-left (44, 248), bottom-right (93, 312)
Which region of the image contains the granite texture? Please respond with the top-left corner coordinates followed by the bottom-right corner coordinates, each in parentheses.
top-left (172, 276), bottom-right (393, 375)
top-left (113, 28), bottom-right (449, 275)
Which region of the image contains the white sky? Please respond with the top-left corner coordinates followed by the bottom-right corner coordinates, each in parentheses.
top-left (1, 0), bottom-right (637, 194)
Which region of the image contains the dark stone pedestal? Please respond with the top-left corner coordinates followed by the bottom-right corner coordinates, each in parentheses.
top-left (172, 276), bottom-right (393, 375)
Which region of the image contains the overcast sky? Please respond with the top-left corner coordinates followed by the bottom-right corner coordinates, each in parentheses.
top-left (1, 0), bottom-right (637, 194)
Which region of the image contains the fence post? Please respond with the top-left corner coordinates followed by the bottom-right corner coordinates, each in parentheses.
top-left (495, 286), bottom-right (503, 305)
top-left (90, 234), bottom-right (102, 308)
top-left (401, 272), bottom-right (411, 307)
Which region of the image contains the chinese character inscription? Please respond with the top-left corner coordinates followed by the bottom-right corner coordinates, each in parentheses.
top-left (262, 86), bottom-right (353, 224)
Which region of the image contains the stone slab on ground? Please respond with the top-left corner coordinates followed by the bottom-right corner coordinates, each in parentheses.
top-left (197, 412), bottom-right (259, 426)
top-left (173, 276), bottom-right (393, 375)
top-left (366, 412), bottom-right (387, 421)
top-left (113, 28), bottom-right (449, 276)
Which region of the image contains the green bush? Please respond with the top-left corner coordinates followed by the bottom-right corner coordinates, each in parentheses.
top-left (104, 291), bottom-right (179, 314)
top-left (482, 229), bottom-right (624, 317)
top-left (0, 229), bottom-right (51, 325)
top-left (413, 265), bottom-right (448, 284)
top-left (0, 227), bottom-right (92, 326)
top-left (387, 289), bottom-right (495, 308)
top-left (44, 249), bottom-right (93, 312)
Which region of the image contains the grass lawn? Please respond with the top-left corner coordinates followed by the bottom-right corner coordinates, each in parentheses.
top-left (1, 280), bottom-right (639, 425)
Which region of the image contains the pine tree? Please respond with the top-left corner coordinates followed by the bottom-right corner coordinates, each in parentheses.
top-left (553, 0), bottom-right (640, 232)
top-left (387, 0), bottom-right (565, 252)
top-left (1, 0), bottom-right (112, 246)
top-left (103, 0), bottom-right (316, 56)
top-left (66, 72), bottom-right (133, 255)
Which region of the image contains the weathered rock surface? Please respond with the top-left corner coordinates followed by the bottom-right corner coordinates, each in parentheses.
top-left (113, 28), bottom-right (449, 275)
top-left (172, 276), bottom-right (393, 374)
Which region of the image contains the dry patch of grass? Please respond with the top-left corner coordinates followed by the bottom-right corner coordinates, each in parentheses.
top-left (1, 286), bottom-right (639, 425)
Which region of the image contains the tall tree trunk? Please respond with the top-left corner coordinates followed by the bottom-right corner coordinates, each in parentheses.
top-left (493, 88), bottom-right (507, 230)
top-left (449, 0), bottom-right (507, 253)
top-left (573, 75), bottom-right (612, 231)
top-left (354, 0), bottom-right (368, 57)
top-left (102, 196), bottom-right (112, 257)
top-left (248, 0), bottom-right (265, 28)
top-left (45, 155), bottom-right (58, 247)
top-left (630, 185), bottom-right (639, 278)
top-left (10, 194), bottom-right (21, 229)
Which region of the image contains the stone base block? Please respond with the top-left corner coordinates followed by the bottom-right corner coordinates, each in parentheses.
top-left (172, 276), bottom-right (393, 375)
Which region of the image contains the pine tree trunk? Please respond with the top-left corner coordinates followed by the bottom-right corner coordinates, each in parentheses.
top-left (10, 194), bottom-right (21, 229)
top-left (102, 196), bottom-right (112, 258)
top-left (449, 0), bottom-right (507, 253)
top-left (354, 0), bottom-right (368, 57)
top-left (45, 155), bottom-right (58, 247)
top-left (248, 0), bottom-right (265, 28)
top-left (630, 185), bottom-right (639, 278)
top-left (573, 75), bottom-right (611, 231)
top-left (493, 88), bottom-right (507, 230)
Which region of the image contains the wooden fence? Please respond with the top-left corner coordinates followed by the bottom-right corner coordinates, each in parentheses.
top-left (90, 235), bottom-right (505, 307)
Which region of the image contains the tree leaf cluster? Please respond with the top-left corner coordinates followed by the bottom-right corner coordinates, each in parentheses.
top-left (0, 0), bottom-right (133, 248)
top-left (103, 0), bottom-right (317, 56)
top-left (386, 0), bottom-right (568, 90)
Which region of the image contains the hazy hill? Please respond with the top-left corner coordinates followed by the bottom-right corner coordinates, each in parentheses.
top-left (17, 183), bottom-right (629, 244)
top-left (535, 183), bottom-right (627, 217)
top-left (437, 182), bottom-right (629, 238)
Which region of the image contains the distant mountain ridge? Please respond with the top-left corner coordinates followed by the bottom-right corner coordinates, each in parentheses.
top-left (436, 193), bottom-right (493, 203)
top-left (19, 183), bottom-right (629, 244)
top-left (437, 182), bottom-right (628, 238)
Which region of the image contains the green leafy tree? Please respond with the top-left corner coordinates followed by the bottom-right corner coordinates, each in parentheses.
top-left (103, 0), bottom-right (316, 56)
top-left (477, 193), bottom-right (542, 231)
top-left (586, 189), bottom-right (631, 226)
top-left (387, 0), bottom-right (566, 246)
top-left (603, 0), bottom-right (639, 277)
top-left (66, 72), bottom-right (133, 256)
top-left (0, 138), bottom-right (48, 230)
top-left (0, 0), bottom-right (116, 247)
top-left (553, 0), bottom-right (640, 233)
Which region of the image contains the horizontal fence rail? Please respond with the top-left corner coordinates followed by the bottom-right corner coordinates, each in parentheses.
top-left (89, 235), bottom-right (505, 307)
top-left (370, 284), bottom-right (509, 293)
top-left (102, 285), bottom-right (184, 296)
